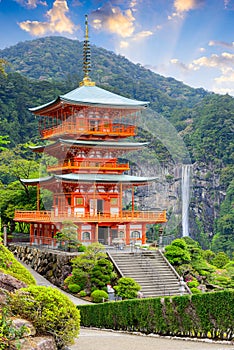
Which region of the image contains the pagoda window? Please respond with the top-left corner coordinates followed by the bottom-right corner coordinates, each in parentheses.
top-left (119, 231), bottom-right (125, 239)
top-left (66, 196), bottom-right (71, 206)
top-left (89, 119), bottom-right (99, 131)
top-left (82, 231), bottom-right (91, 240)
top-left (110, 197), bottom-right (118, 206)
top-left (130, 231), bottom-right (141, 239)
top-left (75, 197), bottom-right (84, 206)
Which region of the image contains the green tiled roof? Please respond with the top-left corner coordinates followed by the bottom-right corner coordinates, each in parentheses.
top-left (29, 85), bottom-right (148, 112)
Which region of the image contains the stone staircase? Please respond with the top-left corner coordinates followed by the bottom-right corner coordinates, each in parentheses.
top-left (108, 250), bottom-right (190, 298)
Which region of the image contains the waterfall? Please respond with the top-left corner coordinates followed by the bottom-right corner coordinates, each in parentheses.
top-left (181, 164), bottom-right (191, 237)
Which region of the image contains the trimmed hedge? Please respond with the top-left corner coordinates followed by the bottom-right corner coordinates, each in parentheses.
top-left (77, 290), bottom-right (234, 341)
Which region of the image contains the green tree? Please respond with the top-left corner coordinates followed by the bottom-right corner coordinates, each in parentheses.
top-left (55, 221), bottom-right (80, 252)
top-left (164, 238), bottom-right (191, 265)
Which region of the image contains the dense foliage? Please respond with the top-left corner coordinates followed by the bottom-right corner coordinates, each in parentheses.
top-left (0, 243), bottom-right (36, 285)
top-left (164, 238), bottom-right (234, 291)
top-left (9, 285), bottom-right (80, 349)
top-left (78, 290), bottom-right (234, 341)
top-left (64, 243), bottom-right (117, 295)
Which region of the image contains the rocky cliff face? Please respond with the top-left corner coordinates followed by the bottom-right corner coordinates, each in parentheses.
top-left (133, 161), bottom-right (226, 248)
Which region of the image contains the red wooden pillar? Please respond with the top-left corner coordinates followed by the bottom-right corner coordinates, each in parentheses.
top-left (142, 223), bottom-right (147, 244)
top-left (30, 224), bottom-right (34, 245)
top-left (77, 224), bottom-right (81, 242)
top-left (95, 223), bottom-right (98, 242)
top-left (126, 223), bottom-right (130, 245)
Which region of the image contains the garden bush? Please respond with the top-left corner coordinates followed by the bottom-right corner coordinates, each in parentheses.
top-left (68, 283), bottom-right (81, 293)
top-left (114, 277), bottom-right (140, 299)
top-left (190, 287), bottom-right (202, 294)
top-left (187, 280), bottom-right (199, 288)
top-left (79, 290), bottom-right (87, 297)
top-left (91, 290), bottom-right (108, 303)
top-left (0, 306), bottom-right (27, 349)
top-left (9, 285), bottom-right (80, 349)
top-left (164, 239), bottom-right (191, 265)
top-left (211, 252), bottom-right (230, 268)
top-left (0, 244), bottom-right (36, 285)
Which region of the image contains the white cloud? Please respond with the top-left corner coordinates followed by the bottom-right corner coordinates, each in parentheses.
top-left (14, 0), bottom-right (47, 8)
top-left (209, 40), bottom-right (234, 49)
top-left (170, 52), bottom-right (234, 95)
top-left (199, 47), bottom-right (206, 52)
top-left (191, 52), bottom-right (234, 69)
top-left (19, 0), bottom-right (77, 36)
top-left (120, 40), bottom-right (129, 48)
top-left (174, 0), bottom-right (202, 12)
top-left (132, 30), bottom-right (153, 41)
top-left (169, 0), bottom-right (204, 19)
top-left (90, 3), bottom-right (135, 38)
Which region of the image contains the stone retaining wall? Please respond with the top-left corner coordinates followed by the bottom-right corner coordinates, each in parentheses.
top-left (8, 244), bottom-right (78, 287)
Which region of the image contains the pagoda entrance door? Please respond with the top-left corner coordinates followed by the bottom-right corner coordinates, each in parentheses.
top-left (98, 226), bottom-right (109, 245)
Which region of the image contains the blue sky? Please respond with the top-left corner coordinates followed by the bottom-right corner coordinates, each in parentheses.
top-left (0, 0), bottom-right (234, 96)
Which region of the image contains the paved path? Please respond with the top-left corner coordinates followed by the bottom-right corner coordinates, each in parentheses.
top-left (70, 328), bottom-right (234, 350)
top-left (20, 260), bottom-right (234, 350)
top-left (18, 259), bottom-right (90, 305)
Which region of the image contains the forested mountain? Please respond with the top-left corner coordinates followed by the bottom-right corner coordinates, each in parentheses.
top-left (0, 37), bottom-right (233, 256)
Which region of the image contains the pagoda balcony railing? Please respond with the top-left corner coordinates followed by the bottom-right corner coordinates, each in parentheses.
top-left (41, 123), bottom-right (135, 139)
top-left (14, 210), bottom-right (167, 223)
top-left (47, 161), bottom-right (129, 172)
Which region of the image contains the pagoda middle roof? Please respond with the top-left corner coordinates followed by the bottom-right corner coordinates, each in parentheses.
top-left (30, 139), bottom-right (148, 152)
top-left (29, 85), bottom-right (149, 112)
top-left (21, 173), bottom-right (158, 185)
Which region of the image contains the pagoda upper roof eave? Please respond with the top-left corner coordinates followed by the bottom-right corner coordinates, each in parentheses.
top-left (29, 139), bottom-right (149, 153)
top-left (29, 85), bottom-right (149, 114)
top-left (20, 176), bottom-right (54, 186)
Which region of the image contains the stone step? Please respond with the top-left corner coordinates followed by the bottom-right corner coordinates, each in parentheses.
top-left (108, 251), bottom-right (190, 298)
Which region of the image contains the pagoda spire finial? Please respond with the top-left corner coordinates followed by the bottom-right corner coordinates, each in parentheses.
top-left (80, 14), bottom-right (95, 86)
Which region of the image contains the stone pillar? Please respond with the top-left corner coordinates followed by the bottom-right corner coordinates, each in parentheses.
top-left (3, 225), bottom-right (7, 246)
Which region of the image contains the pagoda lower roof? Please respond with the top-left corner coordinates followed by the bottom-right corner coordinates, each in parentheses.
top-left (29, 85), bottom-right (148, 113)
top-left (30, 139), bottom-right (148, 152)
top-left (21, 173), bottom-right (157, 185)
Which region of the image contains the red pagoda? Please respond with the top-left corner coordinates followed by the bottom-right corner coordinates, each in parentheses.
top-left (14, 16), bottom-right (166, 247)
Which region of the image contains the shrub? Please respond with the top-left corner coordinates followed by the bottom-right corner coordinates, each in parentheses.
top-left (0, 245), bottom-right (36, 285)
top-left (64, 269), bottom-right (88, 291)
top-left (164, 239), bottom-right (191, 266)
top-left (212, 252), bottom-right (230, 268)
top-left (78, 245), bottom-right (86, 252)
top-left (190, 287), bottom-right (202, 294)
top-left (68, 283), bottom-right (81, 293)
top-left (187, 280), bottom-right (199, 288)
top-left (114, 277), bottom-right (141, 299)
top-left (9, 286), bottom-right (80, 349)
top-left (0, 306), bottom-right (27, 350)
top-left (79, 290), bottom-right (87, 297)
top-left (202, 249), bottom-right (216, 263)
top-left (91, 290), bottom-right (108, 303)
